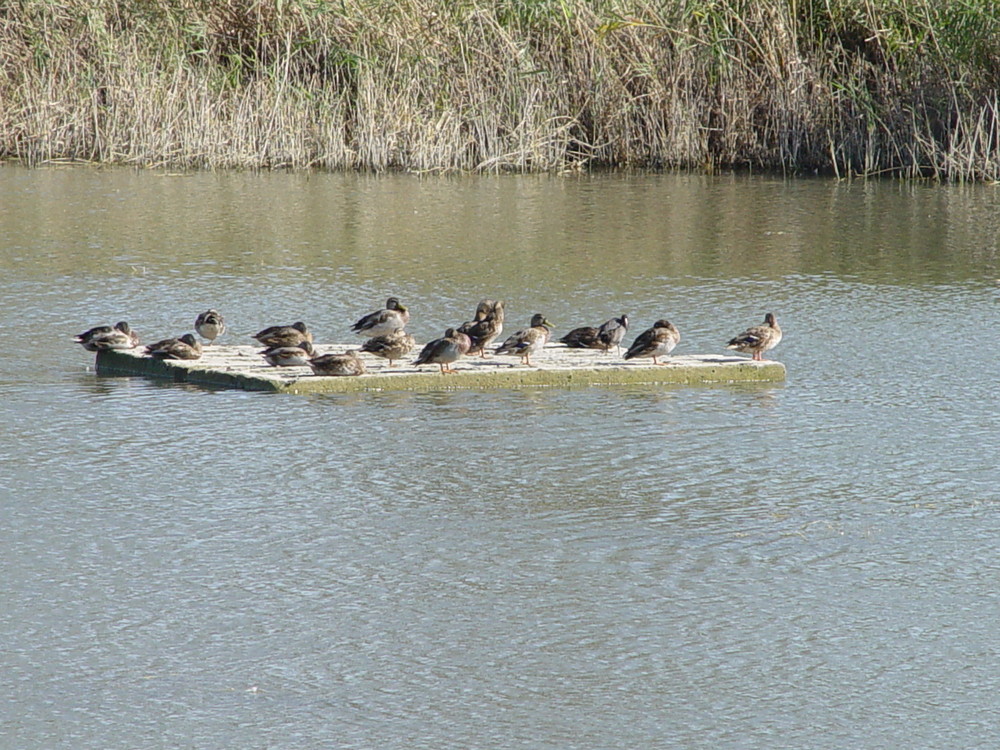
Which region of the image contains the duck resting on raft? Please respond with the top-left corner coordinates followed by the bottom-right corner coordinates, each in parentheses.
top-left (726, 313), bottom-right (782, 361)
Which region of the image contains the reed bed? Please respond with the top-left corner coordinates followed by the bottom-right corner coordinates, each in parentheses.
top-left (1, 0), bottom-right (998, 179)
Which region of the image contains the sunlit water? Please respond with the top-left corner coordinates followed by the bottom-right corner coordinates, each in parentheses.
top-left (3, 166), bottom-right (1000, 748)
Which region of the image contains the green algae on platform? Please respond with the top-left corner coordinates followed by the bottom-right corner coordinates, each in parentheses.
top-left (95, 345), bottom-right (786, 393)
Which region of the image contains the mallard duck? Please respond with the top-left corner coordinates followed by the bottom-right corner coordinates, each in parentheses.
top-left (495, 313), bottom-right (552, 366)
top-left (413, 328), bottom-right (472, 374)
top-left (145, 333), bottom-right (203, 360)
top-left (597, 315), bottom-right (629, 355)
top-left (92, 321), bottom-right (141, 351)
top-left (74, 324), bottom-right (114, 351)
top-left (76, 321), bottom-right (140, 351)
top-left (560, 315), bottom-right (629, 354)
top-left (456, 299), bottom-right (489, 341)
top-left (308, 350), bottom-right (366, 377)
top-left (252, 321), bottom-right (312, 348)
top-left (359, 330), bottom-right (416, 366)
top-left (727, 313), bottom-right (782, 361)
top-left (559, 325), bottom-right (600, 349)
top-left (458, 299), bottom-right (505, 357)
top-left (351, 297), bottom-right (409, 338)
top-left (623, 320), bottom-right (680, 365)
top-left (262, 341), bottom-right (314, 367)
top-left (195, 309), bottom-right (226, 345)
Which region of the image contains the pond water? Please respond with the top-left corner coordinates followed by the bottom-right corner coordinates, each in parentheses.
top-left (3, 165), bottom-right (1000, 748)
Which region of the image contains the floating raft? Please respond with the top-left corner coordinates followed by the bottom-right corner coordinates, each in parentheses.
top-left (95, 345), bottom-right (785, 393)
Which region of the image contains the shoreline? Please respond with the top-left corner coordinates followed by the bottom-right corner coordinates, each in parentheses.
top-left (3, 1), bottom-right (997, 181)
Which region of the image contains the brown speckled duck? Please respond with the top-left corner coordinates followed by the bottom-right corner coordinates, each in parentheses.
top-left (458, 299), bottom-right (505, 358)
top-left (414, 328), bottom-right (472, 374)
top-left (727, 313), bottom-right (782, 361)
top-left (360, 330), bottom-right (416, 367)
top-left (262, 341), bottom-right (315, 367)
top-left (76, 321), bottom-right (140, 351)
top-left (495, 313), bottom-right (552, 366)
top-left (75, 324), bottom-right (115, 351)
top-left (351, 297), bottom-right (409, 338)
top-left (252, 321), bottom-right (313, 349)
top-left (308, 350), bottom-right (366, 377)
top-left (623, 320), bottom-right (680, 365)
top-left (145, 333), bottom-right (203, 360)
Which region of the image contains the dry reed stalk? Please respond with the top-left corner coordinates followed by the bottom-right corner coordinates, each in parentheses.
top-left (0, 0), bottom-right (998, 180)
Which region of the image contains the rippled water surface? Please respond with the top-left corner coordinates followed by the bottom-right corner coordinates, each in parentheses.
top-left (4, 167), bottom-right (1000, 748)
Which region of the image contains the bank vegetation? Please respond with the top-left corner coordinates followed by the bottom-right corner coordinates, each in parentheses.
top-left (2, 0), bottom-right (999, 179)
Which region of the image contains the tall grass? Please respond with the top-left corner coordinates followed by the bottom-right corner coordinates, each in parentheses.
top-left (1, 0), bottom-right (998, 179)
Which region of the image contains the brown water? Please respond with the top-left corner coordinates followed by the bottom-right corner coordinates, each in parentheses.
top-left (3, 166), bottom-right (1000, 748)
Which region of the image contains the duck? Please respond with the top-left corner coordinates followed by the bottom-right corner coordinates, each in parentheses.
top-left (252, 321), bottom-right (312, 348)
top-left (91, 321), bottom-right (141, 351)
top-left (623, 320), bottom-right (680, 365)
top-left (458, 299), bottom-right (505, 357)
top-left (727, 313), bottom-right (782, 361)
top-left (413, 328), bottom-right (472, 374)
top-left (76, 321), bottom-right (140, 351)
top-left (559, 325), bottom-right (600, 349)
top-left (262, 341), bottom-right (315, 367)
top-left (195, 309), bottom-right (226, 345)
top-left (560, 315), bottom-right (629, 354)
top-left (456, 298), bottom-right (489, 341)
top-left (74, 324), bottom-right (114, 351)
top-left (494, 313), bottom-right (552, 366)
top-left (359, 330), bottom-right (416, 367)
top-left (351, 297), bottom-right (409, 338)
top-left (144, 333), bottom-right (203, 360)
top-left (308, 350), bottom-right (366, 377)
top-left (596, 315), bottom-right (629, 355)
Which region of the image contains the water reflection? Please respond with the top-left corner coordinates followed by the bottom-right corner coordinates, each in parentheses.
top-left (5, 167), bottom-right (1000, 749)
top-left (3, 169), bottom-right (999, 288)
